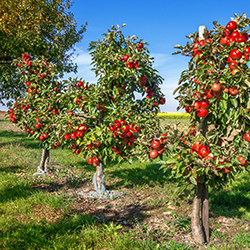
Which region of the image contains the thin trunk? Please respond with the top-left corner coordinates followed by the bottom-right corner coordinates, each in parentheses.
top-left (39, 148), bottom-right (50, 172)
top-left (191, 25), bottom-right (210, 244)
top-left (201, 184), bottom-right (209, 243)
top-left (92, 110), bottom-right (107, 193)
top-left (191, 184), bottom-right (206, 244)
top-left (93, 162), bottom-right (107, 193)
top-left (44, 149), bottom-right (50, 172)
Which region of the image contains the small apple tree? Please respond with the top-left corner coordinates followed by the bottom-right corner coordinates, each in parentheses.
top-left (58, 24), bottom-right (166, 196)
top-left (164, 13), bottom-right (250, 243)
top-left (8, 53), bottom-right (90, 173)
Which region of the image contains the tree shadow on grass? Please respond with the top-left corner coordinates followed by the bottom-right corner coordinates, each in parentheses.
top-left (106, 161), bottom-right (172, 189)
top-left (0, 203), bottom-right (152, 249)
top-left (209, 180), bottom-right (250, 219)
top-left (0, 213), bottom-right (97, 249)
top-left (0, 165), bottom-right (24, 174)
top-left (0, 130), bottom-right (40, 149)
top-left (0, 181), bottom-right (38, 203)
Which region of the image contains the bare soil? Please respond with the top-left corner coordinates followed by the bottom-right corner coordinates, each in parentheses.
top-left (0, 111), bottom-right (24, 133)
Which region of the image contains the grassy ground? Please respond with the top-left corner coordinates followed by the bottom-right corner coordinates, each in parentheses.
top-left (0, 114), bottom-right (250, 249)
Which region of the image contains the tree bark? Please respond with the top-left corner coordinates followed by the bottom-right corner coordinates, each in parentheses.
top-left (191, 183), bottom-right (210, 244)
top-left (191, 184), bottom-right (206, 244)
top-left (93, 162), bottom-right (107, 193)
top-left (39, 148), bottom-right (50, 172)
top-left (92, 109), bottom-right (107, 193)
top-left (201, 184), bottom-right (209, 243)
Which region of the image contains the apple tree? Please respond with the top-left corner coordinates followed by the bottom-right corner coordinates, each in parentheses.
top-left (8, 53), bottom-right (90, 173)
top-left (163, 13), bottom-right (250, 243)
top-left (57, 24), bottom-right (166, 196)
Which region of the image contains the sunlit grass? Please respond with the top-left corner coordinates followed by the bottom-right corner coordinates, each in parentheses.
top-left (0, 117), bottom-right (250, 249)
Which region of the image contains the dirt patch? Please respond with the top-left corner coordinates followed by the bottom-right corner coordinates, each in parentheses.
top-left (32, 205), bottom-right (65, 223)
top-left (28, 169), bottom-right (248, 250)
top-left (0, 111), bottom-right (24, 133)
top-left (0, 111), bottom-right (7, 119)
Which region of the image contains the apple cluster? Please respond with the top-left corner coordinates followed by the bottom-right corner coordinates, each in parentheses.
top-left (139, 76), bottom-right (166, 111)
top-left (185, 98), bottom-right (210, 118)
top-left (185, 81), bottom-right (240, 117)
top-left (122, 43), bottom-right (144, 69)
top-left (109, 119), bottom-right (139, 156)
top-left (183, 126), bottom-right (248, 180)
top-left (220, 21), bottom-right (250, 76)
top-left (87, 156), bottom-right (100, 167)
top-left (185, 19), bottom-right (250, 118)
top-left (9, 108), bottom-right (17, 123)
top-left (149, 135), bottom-right (167, 159)
top-left (116, 42), bottom-right (165, 112)
top-left (181, 131), bottom-right (233, 181)
top-left (63, 123), bottom-right (88, 154)
top-left (8, 54), bottom-right (77, 150)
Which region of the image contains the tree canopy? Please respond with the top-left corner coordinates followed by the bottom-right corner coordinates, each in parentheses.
top-left (0, 0), bottom-right (86, 104)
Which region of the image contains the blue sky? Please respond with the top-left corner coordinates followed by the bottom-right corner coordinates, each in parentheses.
top-left (1, 0), bottom-right (250, 112)
top-left (64, 0), bottom-right (250, 112)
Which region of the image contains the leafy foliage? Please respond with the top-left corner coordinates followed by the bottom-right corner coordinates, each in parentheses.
top-left (163, 13), bottom-right (250, 189)
top-left (0, 0), bottom-right (86, 104)
top-left (8, 25), bottom-right (166, 168)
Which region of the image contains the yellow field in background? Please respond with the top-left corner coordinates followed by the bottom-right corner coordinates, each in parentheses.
top-left (157, 113), bottom-right (189, 117)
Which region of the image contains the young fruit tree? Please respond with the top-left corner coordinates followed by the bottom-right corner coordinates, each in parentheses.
top-left (8, 53), bottom-right (89, 173)
top-left (164, 13), bottom-right (250, 244)
top-left (56, 24), bottom-right (166, 197)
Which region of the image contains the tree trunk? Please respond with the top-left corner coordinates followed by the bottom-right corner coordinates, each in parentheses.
top-left (191, 183), bottom-right (209, 244)
top-left (39, 148), bottom-right (50, 172)
top-left (191, 184), bottom-right (206, 244)
top-left (201, 184), bottom-right (209, 243)
top-left (93, 162), bottom-right (107, 193)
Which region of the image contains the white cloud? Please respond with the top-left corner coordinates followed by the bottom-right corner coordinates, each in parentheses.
top-left (63, 47), bottom-right (96, 83)
top-left (71, 48), bottom-right (92, 65)
top-left (151, 53), bottom-right (171, 68)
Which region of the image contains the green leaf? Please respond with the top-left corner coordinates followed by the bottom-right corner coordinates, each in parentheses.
top-left (219, 99), bottom-right (227, 111)
top-left (230, 98), bottom-right (238, 108)
top-left (245, 79), bottom-right (250, 87)
top-left (172, 51), bottom-right (182, 55)
top-left (173, 44), bottom-right (183, 49)
top-left (247, 98), bottom-right (250, 109)
top-left (189, 176), bottom-right (197, 185)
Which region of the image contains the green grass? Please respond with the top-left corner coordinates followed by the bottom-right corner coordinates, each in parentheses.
top-left (210, 173), bottom-right (250, 219)
top-left (0, 117), bottom-right (250, 249)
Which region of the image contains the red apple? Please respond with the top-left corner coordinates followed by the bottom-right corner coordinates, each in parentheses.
top-left (196, 108), bottom-right (208, 118)
top-left (199, 99), bottom-right (210, 109)
top-left (198, 145), bottom-right (210, 157)
top-left (151, 139), bottom-right (161, 150)
top-left (149, 149), bottom-right (158, 159)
